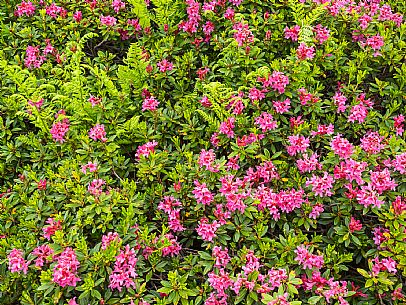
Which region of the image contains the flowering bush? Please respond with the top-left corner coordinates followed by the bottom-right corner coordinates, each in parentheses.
top-left (0, 0), bottom-right (406, 304)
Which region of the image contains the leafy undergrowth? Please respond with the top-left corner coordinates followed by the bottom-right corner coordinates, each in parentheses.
top-left (0, 0), bottom-right (406, 305)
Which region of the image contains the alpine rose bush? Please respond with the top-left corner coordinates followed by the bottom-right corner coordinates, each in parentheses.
top-left (0, 0), bottom-right (406, 305)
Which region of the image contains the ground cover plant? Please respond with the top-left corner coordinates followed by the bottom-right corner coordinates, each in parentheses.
top-left (0, 0), bottom-right (406, 304)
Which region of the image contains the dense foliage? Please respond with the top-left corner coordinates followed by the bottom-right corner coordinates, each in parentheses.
top-left (0, 0), bottom-right (406, 304)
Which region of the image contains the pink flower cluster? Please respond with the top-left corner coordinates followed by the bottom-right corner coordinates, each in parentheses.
top-left (371, 256), bottom-right (397, 276)
top-left (100, 15), bottom-right (117, 26)
top-left (262, 71), bottom-right (290, 94)
top-left (8, 249), bottom-right (29, 274)
top-left (81, 161), bottom-right (97, 174)
top-left (286, 135), bottom-right (310, 156)
top-left (233, 22), bottom-right (254, 47)
top-left (102, 232), bottom-right (122, 250)
top-left (157, 59), bottom-right (174, 72)
top-left (297, 43), bottom-right (315, 60)
top-left (161, 233), bottom-right (182, 257)
top-left (212, 246), bottom-right (230, 268)
top-left (142, 96), bottom-right (159, 112)
top-left (284, 25), bottom-right (300, 41)
top-left (32, 244), bottom-right (54, 267)
top-left (330, 134), bottom-right (354, 159)
top-left (295, 245), bottom-right (324, 270)
top-left (158, 196), bottom-right (185, 232)
top-left (109, 245), bottom-right (138, 291)
top-left (254, 112), bottom-right (277, 132)
top-left (112, 0), bottom-right (125, 13)
top-left (306, 172), bottom-right (335, 197)
top-left (52, 247), bottom-right (81, 287)
top-left (15, 1), bottom-right (36, 17)
top-left (219, 117), bottom-right (236, 138)
top-left (272, 98), bottom-right (291, 113)
top-left (296, 153), bottom-right (322, 173)
top-left (43, 218), bottom-right (62, 240)
top-left (50, 117), bottom-right (70, 143)
top-left (179, 0), bottom-right (201, 33)
top-left (89, 124), bottom-right (107, 142)
top-left (199, 149), bottom-right (219, 172)
top-left (192, 180), bottom-right (214, 205)
top-left (88, 179), bottom-right (106, 196)
top-left (196, 217), bottom-right (220, 242)
top-left (135, 141), bottom-right (158, 160)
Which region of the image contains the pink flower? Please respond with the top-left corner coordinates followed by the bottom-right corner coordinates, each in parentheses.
top-left (294, 245), bottom-right (324, 270)
top-left (286, 135), bottom-right (310, 156)
top-left (142, 96), bottom-right (159, 111)
top-left (161, 233), bottom-right (182, 257)
top-left (219, 117), bottom-right (236, 138)
top-left (330, 134), bottom-right (354, 159)
top-left (15, 1), bottom-right (36, 17)
top-left (373, 227), bottom-right (389, 246)
top-left (8, 249), bottom-right (29, 274)
top-left (348, 103), bottom-right (368, 123)
top-left (192, 180), bottom-right (214, 205)
top-left (73, 10), bottom-right (82, 22)
top-left (366, 35), bottom-right (384, 50)
top-left (158, 196), bottom-right (182, 214)
top-left (25, 45), bottom-right (45, 69)
top-left (81, 161), bottom-right (98, 174)
top-left (37, 179), bottom-right (47, 190)
top-left (261, 71), bottom-right (289, 94)
top-left (356, 184), bottom-right (384, 208)
top-left (88, 179), bottom-right (106, 196)
top-left (100, 15), bottom-right (117, 26)
top-left (102, 232), bottom-right (121, 250)
top-left (28, 98), bottom-right (44, 111)
top-left (360, 131), bottom-right (385, 154)
top-left (52, 247), bottom-right (81, 287)
top-left (224, 8), bottom-right (235, 20)
top-left (88, 95), bottom-right (101, 107)
top-left (196, 218), bottom-right (220, 242)
top-left (89, 124), bottom-right (107, 142)
top-left (349, 217), bottom-right (362, 233)
top-left (306, 172), bottom-right (335, 197)
top-left (311, 124), bottom-right (334, 137)
top-left (212, 246), bottom-right (230, 268)
top-left (200, 96), bottom-right (212, 107)
top-left (296, 153), bottom-right (322, 173)
top-left (135, 141), bottom-right (158, 159)
top-left (45, 3), bottom-right (67, 19)
top-left (157, 59), bottom-right (174, 72)
top-left (392, 196), bottom-right (406, 215)
top-left (233, 22), bottom-right (254, 47)
top-left (248, 87), bottom-right (265, 102)
top-left (370, 169), bottom-right (397, 194)
top-left (242, 250), bottom-right (261, 275)
top-left (333, 91), bottom-right (347, 113)
top-left (109, 245), bottom-right (138, 291)
top-left (203, 21), bottom-right (215, 36)
top-left (208, 269), bottom-right (233, 294)
top-left (197, 67), bottom-right (209, 80)
top-left (394, 153), bottom-right (406, 174)
top-left (297, 43), bottom-right (315, 60)
top-left (255, 112), bottom-right (277, 132)
top-left (273, 98), bottom-right (291, 113)
top-left (68, 298), bottom-right (78, 305)
top-left (178, 0), bottom-right (201, 34)
top-left (32, 245), bottom-right (54, 267)
top-left (358, 14), bottom-right (372, 30)
top-left (112, 0), bottom-right (125, 13)
top-left (313, 24), bottom-right (330, 44)
top-left (43, 218), bottom-right (62, 240)
top-left (50, 118), bottom-right (70, 143)
top-left (284, 25), bottom-right (300, 41)
top-left (394, 114), bottom-right (405, 135)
